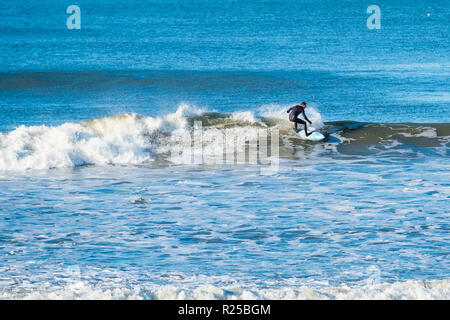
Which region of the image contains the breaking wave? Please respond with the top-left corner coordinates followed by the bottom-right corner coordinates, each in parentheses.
top-left (0, 103), bottom-right (448, 171)
top-left (1, 278), bottom-right (449, 300)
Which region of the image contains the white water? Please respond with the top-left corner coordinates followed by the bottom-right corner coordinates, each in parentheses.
top-left (0, 103), bottom-right (324, 171)
top-left (2, 276), bottom-right (448, 300)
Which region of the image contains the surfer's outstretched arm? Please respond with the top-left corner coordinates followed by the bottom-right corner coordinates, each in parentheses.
top-left (286, 107), bottom-right (293, 113)
top-left (303, 111), bottom-right (312, 124)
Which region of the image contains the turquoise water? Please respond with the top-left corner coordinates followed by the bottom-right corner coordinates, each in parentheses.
top-left (0, 0), bottom-right (449, 299)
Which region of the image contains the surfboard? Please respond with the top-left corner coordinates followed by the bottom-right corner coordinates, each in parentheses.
top-left (296, 129), bottom-right (325, 141)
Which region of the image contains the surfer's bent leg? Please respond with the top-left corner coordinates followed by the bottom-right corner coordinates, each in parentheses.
top-left (303, 121), bottom-right (311, 136)
top-left (294, 119), bottom-right (308, 134)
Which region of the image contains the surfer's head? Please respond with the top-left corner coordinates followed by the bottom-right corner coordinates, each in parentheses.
top-left (301, 102), bottom-right (306, 108)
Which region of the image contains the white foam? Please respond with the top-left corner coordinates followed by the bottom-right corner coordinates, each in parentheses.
top-left (0, 104), bottom-right (212, 171)
top-left (230, 111), bottom-right (259, 124)
top-left (398, 127), bottom-right (437, 138)
top-left (2, 278), bottom-right (448, 300)
top-left (0, 114), bottom-right (153, 171)
top-left (0, 103), bottom-right (328, 171)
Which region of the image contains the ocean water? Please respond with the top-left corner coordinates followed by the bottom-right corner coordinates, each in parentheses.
top-left (0, 0), bottom-right (449, 299)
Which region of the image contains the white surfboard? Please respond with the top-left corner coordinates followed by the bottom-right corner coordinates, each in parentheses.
top-left (296, 129), bottom-right (325, 141)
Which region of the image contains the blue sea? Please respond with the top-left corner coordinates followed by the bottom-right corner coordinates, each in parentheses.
top-left (0, 0), bottom-right (449, 299)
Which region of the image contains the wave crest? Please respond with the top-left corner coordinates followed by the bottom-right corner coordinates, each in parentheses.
top-left (1, 278), bottom-right (448, 300)
top-left (0, 103), bottom-right (448, 171)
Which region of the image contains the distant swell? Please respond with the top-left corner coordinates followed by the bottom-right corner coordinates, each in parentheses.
top-left (0, 104), bottom-right (448, 171)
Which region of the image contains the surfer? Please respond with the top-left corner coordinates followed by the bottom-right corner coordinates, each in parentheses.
top-left (287, 102), bottom-right (312, 136)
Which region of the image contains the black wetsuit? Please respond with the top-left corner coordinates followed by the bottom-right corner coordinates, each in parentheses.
top-left (287, 105), bottom-right (312, 135)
